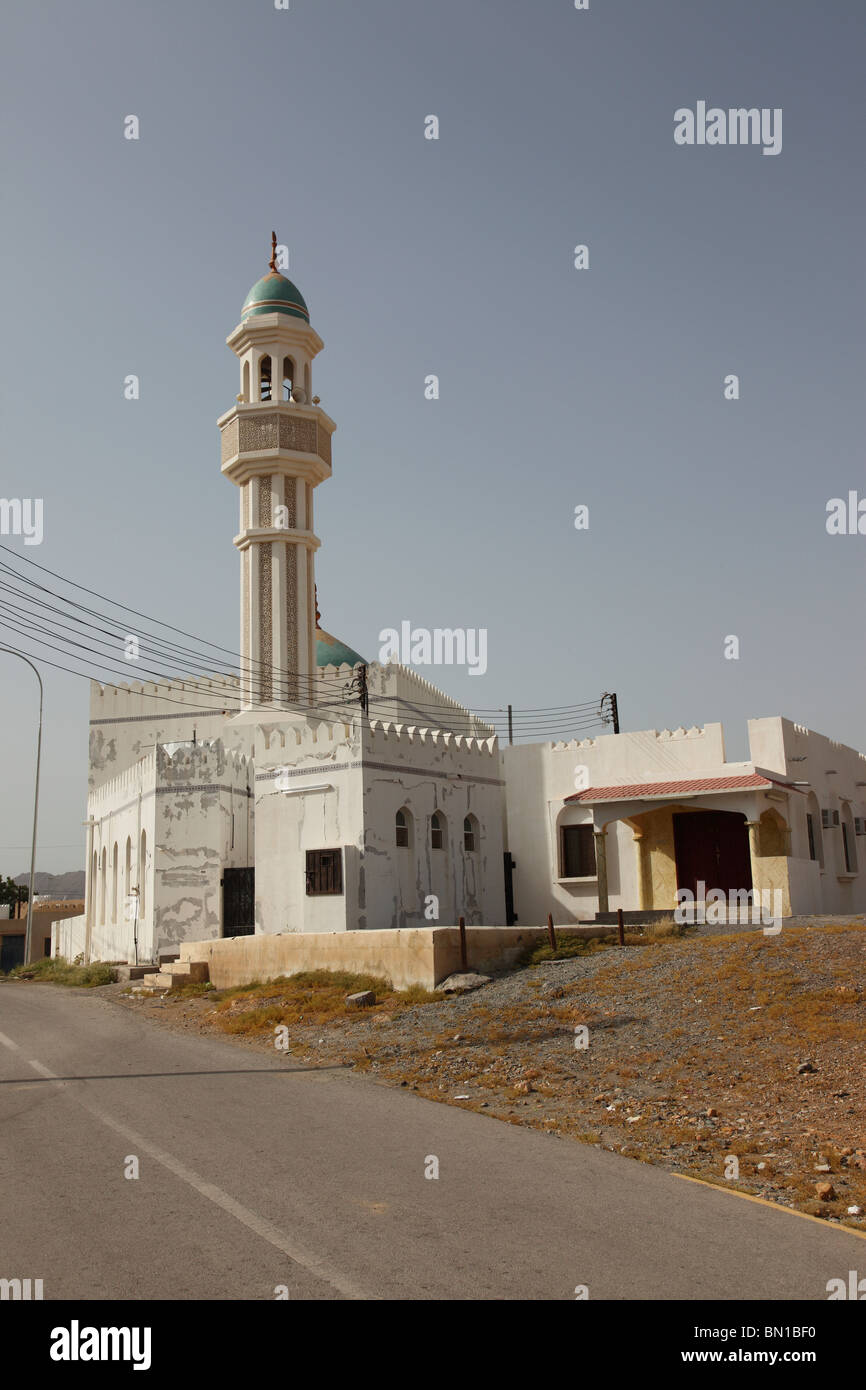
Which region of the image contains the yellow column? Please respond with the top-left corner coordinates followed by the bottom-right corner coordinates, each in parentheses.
top-left (632, 830), bottom-right (646, 910)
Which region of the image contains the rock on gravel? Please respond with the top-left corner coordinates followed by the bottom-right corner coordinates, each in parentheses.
top-left (439, 973), bottom-right (492, 994)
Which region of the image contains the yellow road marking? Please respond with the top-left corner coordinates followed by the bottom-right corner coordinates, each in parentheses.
top-left (672, 1171), bottom-right (866, 1239)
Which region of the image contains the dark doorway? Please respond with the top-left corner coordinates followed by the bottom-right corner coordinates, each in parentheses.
top-left (503, 852), bottom-right (517, 924)
top-left (0, 934), bottom-right (25, 973)
top-left (222, 867), bottom-right (255, 936)
top-left (673, 810), bottom-right (752, 898)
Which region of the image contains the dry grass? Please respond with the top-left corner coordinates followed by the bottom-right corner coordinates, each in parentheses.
top-left (209, 970), bottom-right (442, 1036)
top-left (4, 955), bottom-right (115, 987)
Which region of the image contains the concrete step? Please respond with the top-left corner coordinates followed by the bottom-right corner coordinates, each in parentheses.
top-left (113, 964), bottom-right (160, 983)
top-left (176, 960), bottom-right (209, 983)
top-left (158, 951), bottom-right (180, 966)
top-left (161, 959), bottom-right (209, 983)
top-left (141, 971), bottom-right (174, 989)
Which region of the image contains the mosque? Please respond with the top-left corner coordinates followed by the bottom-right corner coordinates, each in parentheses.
top-left (56, 244), bottom-right (866, 966)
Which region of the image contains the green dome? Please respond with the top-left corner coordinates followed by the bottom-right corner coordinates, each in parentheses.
top-left (316, 629), bottom-right (365, 669)
top-left (242, 270), bottom-right (309, 322)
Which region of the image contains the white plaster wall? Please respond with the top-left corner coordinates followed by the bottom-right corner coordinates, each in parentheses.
top-left (52, 913), bottom-right (87, 960)
top-left (87, 753), bottom-right (157, 962)
top-left (254, 716), bottom-right (363, 934)
top-left (152, 741), bottom-right (253, 956)
top-left (88, 676), bottom-right (251, 794)
top-left (749, 717), bottom-right (866, 913)
top-left (360, 720), bottom-right (506, 930)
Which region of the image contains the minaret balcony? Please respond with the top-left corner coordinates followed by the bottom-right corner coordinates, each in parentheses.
top-left (219, 400), bottom-right (335, 486)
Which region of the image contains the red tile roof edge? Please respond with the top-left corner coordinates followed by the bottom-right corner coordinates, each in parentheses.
top-left (565, 773), bottom-right (803, 803)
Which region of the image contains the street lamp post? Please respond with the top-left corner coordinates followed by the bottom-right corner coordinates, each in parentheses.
top-left (0, 647), bottom-right (43, 964)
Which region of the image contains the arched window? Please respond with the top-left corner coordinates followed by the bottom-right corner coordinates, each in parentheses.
top-left (805, 791), bottom-right (823, 868)
top-left (282, 356), bottom-right (295, 401)
top-left (464, 815), bottom-right (479, 852)
top-left (99, 847), bottom-right (107, 923)
top-left (395, 807), bottom-right (411, 847)
top-left (124, 837), bottom-right (132, 900)
top-left (841, 804), bottom-right (858, 875)
top-left (111, 843), bottom-right (119, 923)
top-left (259, 354), bottom-right (272, 402)
top-left (431, 811), bottom-right (445, 851)
top-left (139, 830), bottom-right (147, 916)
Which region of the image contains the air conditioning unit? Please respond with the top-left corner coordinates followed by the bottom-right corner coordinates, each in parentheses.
top-left (855, 818), bottom-right (866, 836)
top-left (822, 809), bottom-right (840, 829)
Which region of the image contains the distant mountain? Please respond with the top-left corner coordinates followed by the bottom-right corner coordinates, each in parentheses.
top-left (13, 870), bottom-right (85, 898)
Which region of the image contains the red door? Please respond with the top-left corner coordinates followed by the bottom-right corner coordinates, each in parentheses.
top-left (673, 810), bottom-right (752, 898)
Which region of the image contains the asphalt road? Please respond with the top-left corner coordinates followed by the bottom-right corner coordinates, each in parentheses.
top-left (0, 983), bottom-right (862, 1301)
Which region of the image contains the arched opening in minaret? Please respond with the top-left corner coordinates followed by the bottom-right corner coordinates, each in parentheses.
top-left (259, 355), bottom-right (272, 402)
top-left (282, 356), bottom-right (295, 401)
top-left (242, 360), bottom-right (250, 402)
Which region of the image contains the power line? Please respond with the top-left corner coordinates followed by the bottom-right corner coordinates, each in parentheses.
top-left (0, 550), bottom-right (352, 697)
top-left (0, 547), bottom-right (617, 740)
top-left (0, 546), bottom-right (613, 718)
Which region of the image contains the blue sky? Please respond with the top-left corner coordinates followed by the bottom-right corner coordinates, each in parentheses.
top-left (0, 0), bottom-right (863, 872)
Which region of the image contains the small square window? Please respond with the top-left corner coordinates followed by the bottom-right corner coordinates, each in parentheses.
top-left (305, 848), bottom-right (343, 896)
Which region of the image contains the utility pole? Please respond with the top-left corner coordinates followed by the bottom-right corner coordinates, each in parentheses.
top-left (83, 816), bottom-right (95, 964)
top-left (507, 704), bottom-right (513, 746)
top-left (602, 691), bottom-right (620, 735)
top-left (343, 664), bottom-right (368, 716)
top-left (0, 647), bottom-right (43, 964)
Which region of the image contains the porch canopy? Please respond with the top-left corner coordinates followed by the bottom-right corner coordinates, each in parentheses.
top-left (565, 772), bottom-right (801, 813)
top-left (563, 772), bottom-right (803, 914)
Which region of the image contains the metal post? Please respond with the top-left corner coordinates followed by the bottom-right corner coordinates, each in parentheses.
top-left (547, 912), bottom-right (556, 952)
top-left (0, 647), bottom-right (43, 965)
top-left (82, 816), bottom-right (95, 964)
top-left (507, 704), bottom-right (513, 746)
top-left (611, 692), bottom-right (619, 735)
top-left (617, 906), bottom-right (625, 948)
top-left (458, 914), bottom-right (467, 972)
top-left (131, 886), bottom-right (140, 967)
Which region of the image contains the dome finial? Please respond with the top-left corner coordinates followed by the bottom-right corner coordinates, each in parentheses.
top-left (269, 230), bottom-right (278, 273)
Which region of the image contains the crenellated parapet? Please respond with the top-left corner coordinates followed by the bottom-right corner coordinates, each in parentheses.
top-left (88, 751), bottom-right (157, 812)
top-left (90, 674), bottom-right (241, 722)
top-left (155, 739), bottom-right (253, 788)
top-left (260, 717), bottom-right (358, 760)
top-left (366, 718), bottom-right (498, 759)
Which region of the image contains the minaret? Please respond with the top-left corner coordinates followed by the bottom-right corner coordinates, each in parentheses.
top-left (219, 235), bottom-right (336, 708)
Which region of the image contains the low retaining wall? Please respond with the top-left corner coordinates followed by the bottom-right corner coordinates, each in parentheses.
top-left (180, 925), bottom-right (612, 992)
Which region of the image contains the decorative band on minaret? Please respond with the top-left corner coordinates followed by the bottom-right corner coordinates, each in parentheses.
top-left (218, 236), bottom-right (336, 709)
